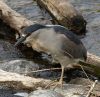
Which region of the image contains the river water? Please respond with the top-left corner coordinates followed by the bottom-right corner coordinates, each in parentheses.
top-left (70, 0), bottom-right (100, 56)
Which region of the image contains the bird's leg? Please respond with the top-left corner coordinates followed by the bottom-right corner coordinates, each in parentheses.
top-left (59, 66), bottom-right (64, 88)
top-left (45, 66), bottom-right (65, 89)
top-left (52, 66), bottom-right (65, 90)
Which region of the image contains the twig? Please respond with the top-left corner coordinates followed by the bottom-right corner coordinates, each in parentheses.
top-left (24, 68), bottom-right (61, 75)
top-left (80, 65), bottom-right (91, 84)
top-left (86, 80), bottom-right (98, 97)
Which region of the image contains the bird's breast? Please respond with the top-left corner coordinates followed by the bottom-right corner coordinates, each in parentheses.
top-left (31, 39), bottom-right (49, 53)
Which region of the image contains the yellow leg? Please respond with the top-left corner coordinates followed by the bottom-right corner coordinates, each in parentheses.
top-left (59, 66), bottom-right (64, 87)
top-left (46, 66), bottom-right (65, 89)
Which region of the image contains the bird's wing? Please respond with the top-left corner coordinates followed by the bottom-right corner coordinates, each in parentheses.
top-left (58, 34), bottom-right (87, 60)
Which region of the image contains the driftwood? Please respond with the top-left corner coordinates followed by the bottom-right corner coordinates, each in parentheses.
top-left (0, 0), bottom-right (33, 34)
top-left (83, 52), bottom-right (100, 76)
top-left (0, 0), bottom-right (100, 76)
top-left (36, 0), bottom-right (86, 35)
top-left (0, 69), bottom-right (51, 91)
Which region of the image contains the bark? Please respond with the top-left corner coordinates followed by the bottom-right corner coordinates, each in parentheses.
top-left (36, 0), bottom-right (86, 35)
top-left (85, 52), bottom-right (100, 76)
top-left (87, 52), bottom-right (100, 65)
top-left (0, 0), bottom-right (33, 34)
top-left (0, 0), bottom-right (100, 76)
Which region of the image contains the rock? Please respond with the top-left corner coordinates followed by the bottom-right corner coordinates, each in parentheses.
top-left (0, 40), bottom-right (40, 76)
top-left (0, 40), bottom-right (23, 60)
top-left (28, 90), bottom-right (64, 97)
top-left (0, 59), bottom-right (39, 75)
top-left (69, 77), bottom-right (94, 85)
top-left (0, 89), bottom-right (18, 97)
top-left (54, 84), bottom-right (85, 97)
top-left (0, 88), bottom-right (28, 97)
top-left (28, 84), bottom-right (87, 97)
top-left (69, 78), bottom-right (100, 96)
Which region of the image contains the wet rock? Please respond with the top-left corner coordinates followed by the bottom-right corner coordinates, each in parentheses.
top-left (0, 85), bottom-right (28, 97)
top-left (69, 77), bottom-right (92, 85)
top-left (36, 70), bottom-right (61, 80)
top-left (28, 90), bottom-right (64, 97)
top-left (54, 84), bottom-right (86, 97)
top-left (0, 19), bottom-right (16, 40)
top-left (0, 40), bottom-right (23, 60)
top-left (69, 78), bottom-right (100, 96)
top-left (0, 89), bottom-right (20, 97)
top-left (0, 59), bottom-right (39, 75)
top-left (28, 84), bottom-right (87, 97)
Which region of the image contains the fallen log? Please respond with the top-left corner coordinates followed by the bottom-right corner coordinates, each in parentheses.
top-left (0, 0), bottom-right (33, 34)
top-left (0, 69), bottom-right (51, 91)
top-left (0, 0), bottom-right (100, 76)
top-left (36, 0), bottom-right (87, 35)
top-left (82, 52), bottom-right (100, 76)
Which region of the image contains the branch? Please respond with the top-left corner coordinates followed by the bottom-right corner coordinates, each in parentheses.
top-left (0, 69), bottom-right (51, 91)
top-left (0, 0), bottom-right (33, 33)
top-left (36, 0), bottom-right (86, 35)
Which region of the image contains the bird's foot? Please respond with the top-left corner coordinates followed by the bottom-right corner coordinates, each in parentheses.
top-left (44, 80), bottom-right (63, 90)
top-left (52, 80), bottom-right (63, 90)
top-left (44, 80), bottom-right (57, 89)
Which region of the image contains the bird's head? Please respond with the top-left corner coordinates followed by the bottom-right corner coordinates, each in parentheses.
top-left (14, 24), bottom-right (46, 47)
top-left (14, 33), bottom-right (32, 47)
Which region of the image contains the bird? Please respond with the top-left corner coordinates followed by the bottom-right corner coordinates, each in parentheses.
top-left (14, 23), bottom-right (87, 87)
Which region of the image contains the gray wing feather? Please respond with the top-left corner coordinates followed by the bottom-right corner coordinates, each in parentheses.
top-left (59, 34), bottom-right (87, 60)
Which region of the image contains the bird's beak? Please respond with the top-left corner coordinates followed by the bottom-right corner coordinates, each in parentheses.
top-left (14, 36), bottom-right (26, 47)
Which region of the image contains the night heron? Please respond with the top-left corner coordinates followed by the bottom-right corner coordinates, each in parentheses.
top-left (15, 24), bottom-right (87, 86)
